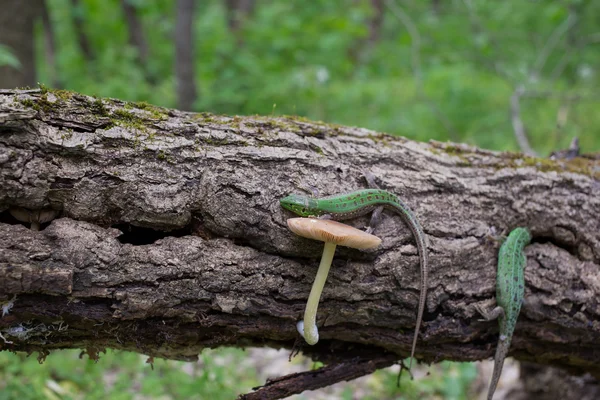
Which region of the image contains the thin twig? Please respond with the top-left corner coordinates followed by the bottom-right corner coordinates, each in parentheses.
top-left (513, 7), bottom-right (578, 155)
top-left (530, 12), bottom-right (577, 81)
top-left (520, 91), bottom-right (600, 102)
top-left (239, 355), bottom-right (398, 400)
top-left (510, 85), bottom-right (536, 156)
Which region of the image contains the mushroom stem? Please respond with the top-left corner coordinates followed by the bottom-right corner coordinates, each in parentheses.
top-left (302, 241), bottom-right (337, 345)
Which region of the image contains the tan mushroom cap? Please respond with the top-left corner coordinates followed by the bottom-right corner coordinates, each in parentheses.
top-left (287, 218), bottom-right (381, 250)
top-left (9, 207), bottom-right (59, 224)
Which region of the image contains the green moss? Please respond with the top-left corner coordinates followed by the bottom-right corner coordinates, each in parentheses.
top-left (155, 149), bottom-right (176, 163)
top-left (38, 84), bottom-right (75, 101)
top-left (112, 109), bottom-right (137, 121)
top-left (20, 99), bottom-right (35, 108)
top-left (435, 143), bottom-right (474, 166)
top-left (18, 87), bottom-right (76, 113)
top-left (366, 133), bottom-right (391, 146)
top-left (51, 89), bottom-right (75, 101)
top-left (285, 115), bottom-right (312, 123)
top-left (38, 83), bottom-right (50, 94)
top-left (261, 118), bottom-right (303, 133)
top-left (282, 115), bottom-right (343, 133)
top-left (441, 144), bottom-right (469, 156)
top-left (38, 95), bottom-right (56, 112)
top-left (488, 151), bottom-right (594, 176)
top-left (90, 98), bottom-right (109, 117)
top-left (518, 155), bottom-right (592, 175)
top-left (203, 138), bottom-right (231, 146)
top-left (60, 129), bottom-right (74, 140)
top-left (310, 144), bottom-right (324, 154)
top-left (192, 112), bottom-right (218, 123)
top-left (18, 90), bottom-right (59, 113)
top-left (111, 109), bottom-right (147, 131)
top-left (128, 101), bottom-right (169, 120)
top-left (191, 112), bottom-right (239, 127)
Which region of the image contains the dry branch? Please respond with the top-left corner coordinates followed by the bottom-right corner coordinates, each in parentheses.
top-left (0, 89), bottom-right (599, 388)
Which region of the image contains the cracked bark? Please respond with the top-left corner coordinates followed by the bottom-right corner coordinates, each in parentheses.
top-left (0, 89), bottom-right (599, 395)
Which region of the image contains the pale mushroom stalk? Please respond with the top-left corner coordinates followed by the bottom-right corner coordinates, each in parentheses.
top-left (302, 241), bottom-right (336, 344)
top-left (286, 218), bottom-right (381, 345)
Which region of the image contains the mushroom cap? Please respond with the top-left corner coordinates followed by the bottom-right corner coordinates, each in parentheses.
top-left (287, 218), bottom-right (381, 250)
top-left (9, 207), bottom-right (58, 224)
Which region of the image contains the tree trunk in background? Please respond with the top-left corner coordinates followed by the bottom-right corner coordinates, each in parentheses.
top-left (515, 363), bottom-right (600, 400)
top-left (367, 0), bottom-right (384, 45)
top-left (224, 0), bottom-right (255, 46)
top-left (349, 0), bottom-right (384, 64)
top-left (120, 0), bottom-right (151, 82)
top-left (175, 0), bottom-right (198, 111)
top-left (41, 0), bottom-right (60, 88)
top-left (69, 0), bottom-right (94, 62)
top-left (431, 0), bottom-right (441, 16)
top-left (0, 0), bottom-right (42, 88)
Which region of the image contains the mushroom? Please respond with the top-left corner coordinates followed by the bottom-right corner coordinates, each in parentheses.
top-left (287, 217), bottom-right (381, 345)
top-left (9, 207), bottom-right (59, 231)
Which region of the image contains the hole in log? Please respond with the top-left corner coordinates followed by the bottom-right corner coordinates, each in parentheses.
top-left (531, 235), bottom-right (579, 258)
top-left (112, 223), bottom-right (190, 245)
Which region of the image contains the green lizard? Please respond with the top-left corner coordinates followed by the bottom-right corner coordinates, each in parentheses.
top-left (477, 227), bottom-right (531, 400)
top-left (280, 186), bottom-right (428, 371)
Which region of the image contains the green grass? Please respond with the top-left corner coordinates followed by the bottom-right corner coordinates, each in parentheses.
top-left (0, 348), bottom-right (260, 400)
top-left (0, 348), bottom-right (478, 399)
top-left (371, 361), bottom-right (479, 400)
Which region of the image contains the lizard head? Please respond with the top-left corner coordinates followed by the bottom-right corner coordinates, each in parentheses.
top-left (279, 194), bottom-right (321, 217)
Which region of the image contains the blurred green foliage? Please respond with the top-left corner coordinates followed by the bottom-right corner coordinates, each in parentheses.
top-left (0, 349), bottom-right (478, 400)
top-left (0, 45), bottom-right (21, 69)
top-left (1, 0), bottom-right (597, 398)
top-left (33, 0), bottom-right (599, 153)
top-left (373, 361), bottom-right (479, 400)
top-left (0, 348), bottom-right (261, 400)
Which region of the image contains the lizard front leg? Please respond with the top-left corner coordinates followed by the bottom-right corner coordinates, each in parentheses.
top-left (475, 305), bottom-right (505, 322)
top-left (362, 170), bottom-right (384, 234)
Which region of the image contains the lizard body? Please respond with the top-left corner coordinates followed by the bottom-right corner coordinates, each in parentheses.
top-left (478, 227), bottom-right (531, 400)
top-left (280, 188), bottom-right (428, 370)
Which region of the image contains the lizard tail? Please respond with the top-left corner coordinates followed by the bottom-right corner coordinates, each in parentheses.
top-left (391, 201), bottom-right (428, 375)
top-left (409, 261), bottom-right (427, 372)
top-left (407, 228), bottom-right (427, 375)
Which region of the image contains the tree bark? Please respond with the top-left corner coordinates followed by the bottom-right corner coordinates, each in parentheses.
top-left (120, 0), bottom-right (151, 73)
top-left (0, 89), bottom-right (599, 385)
top-left (69, 0), bottom-right (94, 62)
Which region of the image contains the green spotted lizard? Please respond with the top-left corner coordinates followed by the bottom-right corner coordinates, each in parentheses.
top-left (280, 185), bottom-right (428, 371)
top-left (477, 227), bottom-right (531, 400)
